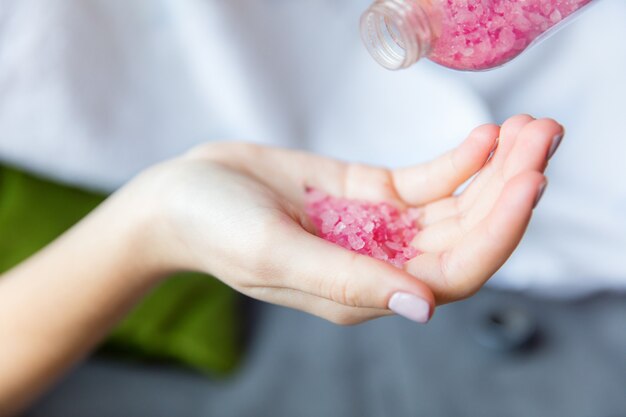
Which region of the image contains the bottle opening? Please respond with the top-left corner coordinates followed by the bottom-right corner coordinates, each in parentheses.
top-left (360, 0), bottom-right (431, 71)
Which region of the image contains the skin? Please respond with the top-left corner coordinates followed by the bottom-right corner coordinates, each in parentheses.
top-left (0, 115), bottom-right (562, 415)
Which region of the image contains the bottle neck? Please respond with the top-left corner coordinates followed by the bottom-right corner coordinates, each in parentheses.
top-left (360, 0), bottom-right (433, 70)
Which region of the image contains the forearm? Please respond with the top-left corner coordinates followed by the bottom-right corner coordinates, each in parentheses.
top-left (0, 191), bottom-right (163, 415)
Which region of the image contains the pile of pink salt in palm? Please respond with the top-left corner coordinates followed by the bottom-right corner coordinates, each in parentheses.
top-left (430, 0), bottom-right (593, 70)
top-left (305, 188), bottom-right (420, 268)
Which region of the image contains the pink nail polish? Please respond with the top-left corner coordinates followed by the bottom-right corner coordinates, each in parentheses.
top-left (533, 182), bottom-right (548, 209)
top-left (388, 292), bottom-right (431, 324)
top-left (547, 133), bottom-right (563, 160)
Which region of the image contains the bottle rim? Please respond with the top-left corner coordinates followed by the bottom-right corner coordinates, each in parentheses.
top-left (360, 0), bottom-right (428, 70)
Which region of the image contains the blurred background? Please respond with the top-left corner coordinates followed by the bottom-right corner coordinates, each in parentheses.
top-left (0, 0), bottom-right (624, 415)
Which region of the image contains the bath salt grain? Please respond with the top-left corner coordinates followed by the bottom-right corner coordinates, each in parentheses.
top-left (430, 0), bottom-right (593, 70)
top-left (305, 188), bottom-right (420, 268)
top-left (361, 0), bottom-right (594, 71)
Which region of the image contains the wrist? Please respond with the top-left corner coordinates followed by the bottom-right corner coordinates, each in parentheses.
top-left (92, 179), bottom-right (175, 287)
top-left (107, 161), bottom-right (219, 283)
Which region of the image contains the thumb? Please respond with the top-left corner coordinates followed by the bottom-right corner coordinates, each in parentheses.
top-left (276, 225), bottom-right (436, 323)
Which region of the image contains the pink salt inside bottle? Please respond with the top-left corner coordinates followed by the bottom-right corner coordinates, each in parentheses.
top-left (361, 0), bottom-right (594, 71)
top-left (430, 0), bottom-right (594, 70)
top-left (305, 188), bottom-right (420, 268)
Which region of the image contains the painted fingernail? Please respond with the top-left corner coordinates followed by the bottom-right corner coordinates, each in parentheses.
top-left (388, 292), bottom-right (431, 324)
top-left (533, 181), bottom-right (548, 208)
top-left (547, 133), bottom-right (563, 160)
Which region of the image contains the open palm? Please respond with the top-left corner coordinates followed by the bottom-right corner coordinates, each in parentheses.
top-left (179, 114), bottom-right (562, 323)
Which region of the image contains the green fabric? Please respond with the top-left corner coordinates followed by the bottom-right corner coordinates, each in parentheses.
top-left (0, 164), bottom-right (241, 374)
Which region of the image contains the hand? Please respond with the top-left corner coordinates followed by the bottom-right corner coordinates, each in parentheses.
top-left (401, 114), bottom-right (562, 304)
top-left (129, 114), bottom-right (562, 324)
top-left (0, 115), bottom-right (561, 416)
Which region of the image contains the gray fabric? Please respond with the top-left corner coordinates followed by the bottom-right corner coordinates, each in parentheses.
top-left (27, 288), bottom-right (626, 417)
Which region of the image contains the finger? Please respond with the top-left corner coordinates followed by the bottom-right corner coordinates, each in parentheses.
top-left (417, 196), bottom-right (459, 227)
top-left (393, 124), bottom-right (500, 206)
top-left (503, 118), bottom-right (564, 179)
top-left (244, 286), bottom-right (393, 325)
top-left (489, 114), bottom-right (536, 167)
top-left (464, 118), bottom-right (563, 226)
top-left (272, 224), bottom-right (436, 322)
top-left (441, 172), bottom-right (546, 302)
top-left (342, 163), bottom-right (404, 204)
top-left (459, 114), bottom-right (535, 210)
top-left (412, 214), bottom-right (466, 253)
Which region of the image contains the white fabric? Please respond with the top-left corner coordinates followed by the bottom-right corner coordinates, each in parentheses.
top-left (0, 0), bottom-right (624, 296)
top-left (454, 0), bottom-right (626, 295)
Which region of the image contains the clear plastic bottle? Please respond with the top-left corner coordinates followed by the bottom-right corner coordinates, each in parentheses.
top-left (361, 0), bottom-right (594, 71)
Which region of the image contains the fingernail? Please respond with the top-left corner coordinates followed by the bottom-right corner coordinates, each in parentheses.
top-left (533, 181), bottom-right (548, 209)
top-left (388, 292), bottom-right (431, 324)
top-left (547, 133), bottom-right (563, 160)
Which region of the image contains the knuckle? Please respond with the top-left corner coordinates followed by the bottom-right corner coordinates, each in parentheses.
top-left (327, 276), bottom-right (350, 306)
top-left (438, 251), bottom-right (455, 288)
top-left (243, 215), bottom-right (286, 283)
top-left (344, 164), bottom-right (395, 199)
top-left (328, 254), bottom-right (366, 308)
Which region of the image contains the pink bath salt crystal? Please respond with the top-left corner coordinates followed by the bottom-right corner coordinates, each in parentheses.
top-left (429, 0), bottom-right (593, 70)
top-left (305, 188), bottom-right (421, 267)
